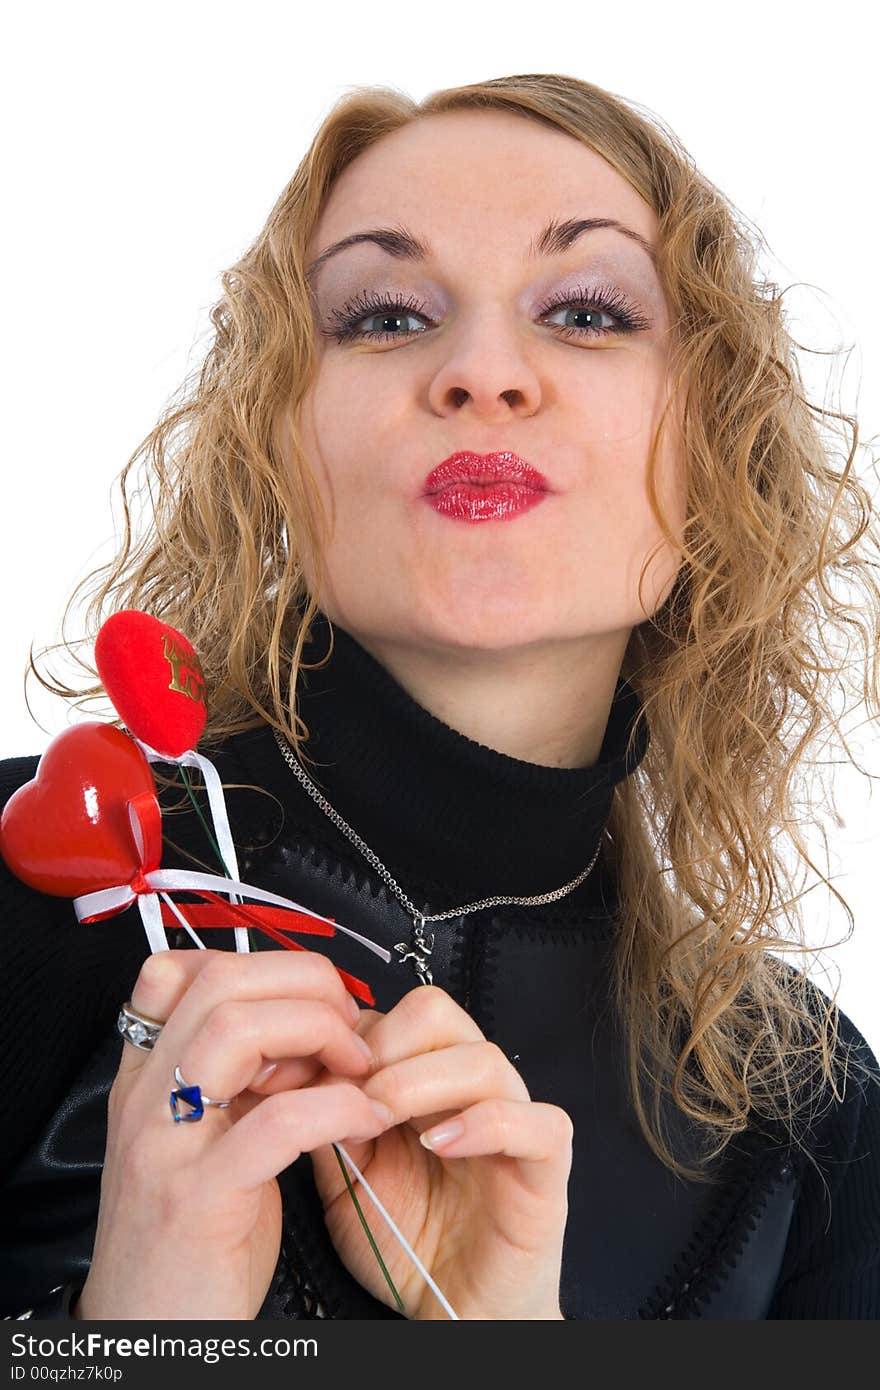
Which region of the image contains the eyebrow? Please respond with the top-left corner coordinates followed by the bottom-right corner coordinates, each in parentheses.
top-left (305, 215), bottom-right (658, 284)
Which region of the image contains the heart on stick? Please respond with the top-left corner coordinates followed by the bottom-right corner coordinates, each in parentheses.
top-left (0, 722), bottom-right (159, 897)
top-left (95, 610), bottom-right (207, 758)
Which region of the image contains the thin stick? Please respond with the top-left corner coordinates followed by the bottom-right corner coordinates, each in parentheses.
top-left (159, 892), bottom-right (207, 950)
top-left (334, 1142), bottom-right (459, 1320)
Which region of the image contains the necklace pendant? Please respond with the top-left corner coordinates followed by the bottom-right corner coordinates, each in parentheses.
top-left (392, 911), bottom-right (434, 987)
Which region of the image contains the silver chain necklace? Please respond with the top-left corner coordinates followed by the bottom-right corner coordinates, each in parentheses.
top-left (272, 726), bottom-right (603, 987)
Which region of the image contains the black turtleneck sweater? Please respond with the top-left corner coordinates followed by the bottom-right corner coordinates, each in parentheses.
top-left (1, 611), bottom-right (878, 1319)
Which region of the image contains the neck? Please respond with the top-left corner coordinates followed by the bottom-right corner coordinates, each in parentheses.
top-left (219, 609), bottom-right (650, 907)
top-left (327, 620), bottom-right (632, 770)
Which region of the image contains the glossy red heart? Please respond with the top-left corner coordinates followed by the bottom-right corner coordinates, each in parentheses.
top-left (0, 722), bottom-right (159, 897)
top-left (95, 610), bottom-right (207, 758)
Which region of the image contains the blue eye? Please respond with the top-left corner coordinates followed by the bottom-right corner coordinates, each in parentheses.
top-left (322, 281), bottom-right (651, 345)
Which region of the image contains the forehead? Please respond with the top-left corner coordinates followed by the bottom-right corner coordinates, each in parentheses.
top-left (308, 110), bottom-right (658, 256)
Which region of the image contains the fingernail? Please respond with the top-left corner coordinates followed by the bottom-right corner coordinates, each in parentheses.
top-left (252, 1061), bottom-right (278, 1086)
top-left (369, 1100), bottom-right (394, 1126)
top-left (353, 1034), bottom-right (375, 1066)
top-left (345, 1099), bottom-right (394, 1142)
top-left (420, 1119), bottom-right (464, 1150)
top-left (346, 993), bottom-right (361, 1023)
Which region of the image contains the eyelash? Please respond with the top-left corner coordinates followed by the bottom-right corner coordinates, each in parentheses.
top-left (322, 281), bottom-right (652, 345)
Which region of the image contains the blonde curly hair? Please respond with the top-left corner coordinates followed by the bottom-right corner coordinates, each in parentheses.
top-left (32, 73), bottom-right (880, 1182)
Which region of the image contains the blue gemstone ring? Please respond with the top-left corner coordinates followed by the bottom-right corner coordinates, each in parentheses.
top-left (169, 1065), bottom-right (234, 1123)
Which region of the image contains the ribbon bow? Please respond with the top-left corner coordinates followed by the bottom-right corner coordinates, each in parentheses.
top-left (73, 758), bottom-right (386, 1007)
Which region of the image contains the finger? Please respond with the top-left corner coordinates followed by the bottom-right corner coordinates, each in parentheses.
top-left (118, 948), bottom-right (224, 1077)
top-left (361, 1040), bottom-right (530, 1133)
top-left (196, 1083), bottom-right (396, 1199)
top-left (174, 997), bottom-right (374, 1105)
top-left (420, 1098), bottom-right (574, 1199)
top-left (357, 985), bottom-right (485, 1072)
top-left (138, 949), bottom-right (360, 1086)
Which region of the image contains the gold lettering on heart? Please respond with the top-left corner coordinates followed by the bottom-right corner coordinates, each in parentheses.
top-left (162, 633), bottom-right (207, 707)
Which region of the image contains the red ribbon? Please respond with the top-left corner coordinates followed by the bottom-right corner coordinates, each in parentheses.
top-left (159, 893), bottom-right (376, 1005)
top-left (128, 790), bottom-right (163, 877)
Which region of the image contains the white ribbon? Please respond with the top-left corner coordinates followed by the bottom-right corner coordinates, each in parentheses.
top-left (134, 740), bottom-right (250, 954)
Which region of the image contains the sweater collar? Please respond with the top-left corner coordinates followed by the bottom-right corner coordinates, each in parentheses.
top-left (230, 610), bottom-right (649, 915)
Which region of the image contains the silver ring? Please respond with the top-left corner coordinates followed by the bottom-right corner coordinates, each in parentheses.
top-left (117, 1001), bottom-right (164, 1052)
top-left (170, 1065), bottom-right (234, 1123)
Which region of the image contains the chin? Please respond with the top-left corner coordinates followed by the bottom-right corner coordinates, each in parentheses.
top-left (407, 595), bottom-right (564, 654)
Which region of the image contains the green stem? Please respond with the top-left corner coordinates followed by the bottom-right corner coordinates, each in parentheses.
top-left (332, 1143), bottom-right (406, 1314)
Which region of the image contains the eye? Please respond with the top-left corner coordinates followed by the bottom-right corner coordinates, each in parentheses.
top-left (323, 290), bottom-right (432, 344)
top-left (322, 281), bottom-right (651, 345)
top-left (535, 282), bottom-right (652, 339)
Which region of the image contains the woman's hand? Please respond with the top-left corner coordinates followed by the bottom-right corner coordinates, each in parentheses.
top-left (74, 949), bottom-right (392, 1321)
top-left (306, 985), bottom-right (573, 1319)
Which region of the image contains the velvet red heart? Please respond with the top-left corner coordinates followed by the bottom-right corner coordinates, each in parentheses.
top-left (0, 722), bottom-right (159, 897)
top-left (94, 610), bottom-right (207, 758)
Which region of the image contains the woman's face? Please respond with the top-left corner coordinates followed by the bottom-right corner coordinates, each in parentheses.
top-left (285, 109), bottom-right (686, 656)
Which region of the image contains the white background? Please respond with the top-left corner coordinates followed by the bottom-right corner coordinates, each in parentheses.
top-left (2, 1), bottom-right (878, 1054)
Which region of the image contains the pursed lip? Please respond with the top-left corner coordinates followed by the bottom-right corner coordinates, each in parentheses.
top-left (422, 451), bottom-right (551, 495)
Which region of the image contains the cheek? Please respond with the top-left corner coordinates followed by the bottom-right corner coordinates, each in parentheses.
top-left (566, 362), bottom-right (686, 612)
top-left (298, 378), bottom-right (340, 471)
top-left (589, 355), bottom-right (682, 503)
top-left (575, 350), bottom-right (662, 446)
top-left (300, 371), bottom-right (395, 499)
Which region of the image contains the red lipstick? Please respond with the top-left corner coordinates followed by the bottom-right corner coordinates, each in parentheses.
top-left (421, 451), bottom-right (551, 524)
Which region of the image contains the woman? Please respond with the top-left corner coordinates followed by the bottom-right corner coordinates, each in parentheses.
top-left (2, 73), bottom-right (879, 1321)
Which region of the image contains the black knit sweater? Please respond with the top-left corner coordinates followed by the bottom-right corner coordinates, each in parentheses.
top-left (1, 611), bottom-right (878, 1318)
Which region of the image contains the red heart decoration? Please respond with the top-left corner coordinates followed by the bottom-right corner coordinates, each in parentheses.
top-left (0, 722), bottom-right (159, 897)
top-left (95, 610), bottom-right (208, 757)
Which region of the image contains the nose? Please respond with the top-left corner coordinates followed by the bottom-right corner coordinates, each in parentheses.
top-left (427, 312), bottom-right (541, 419)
